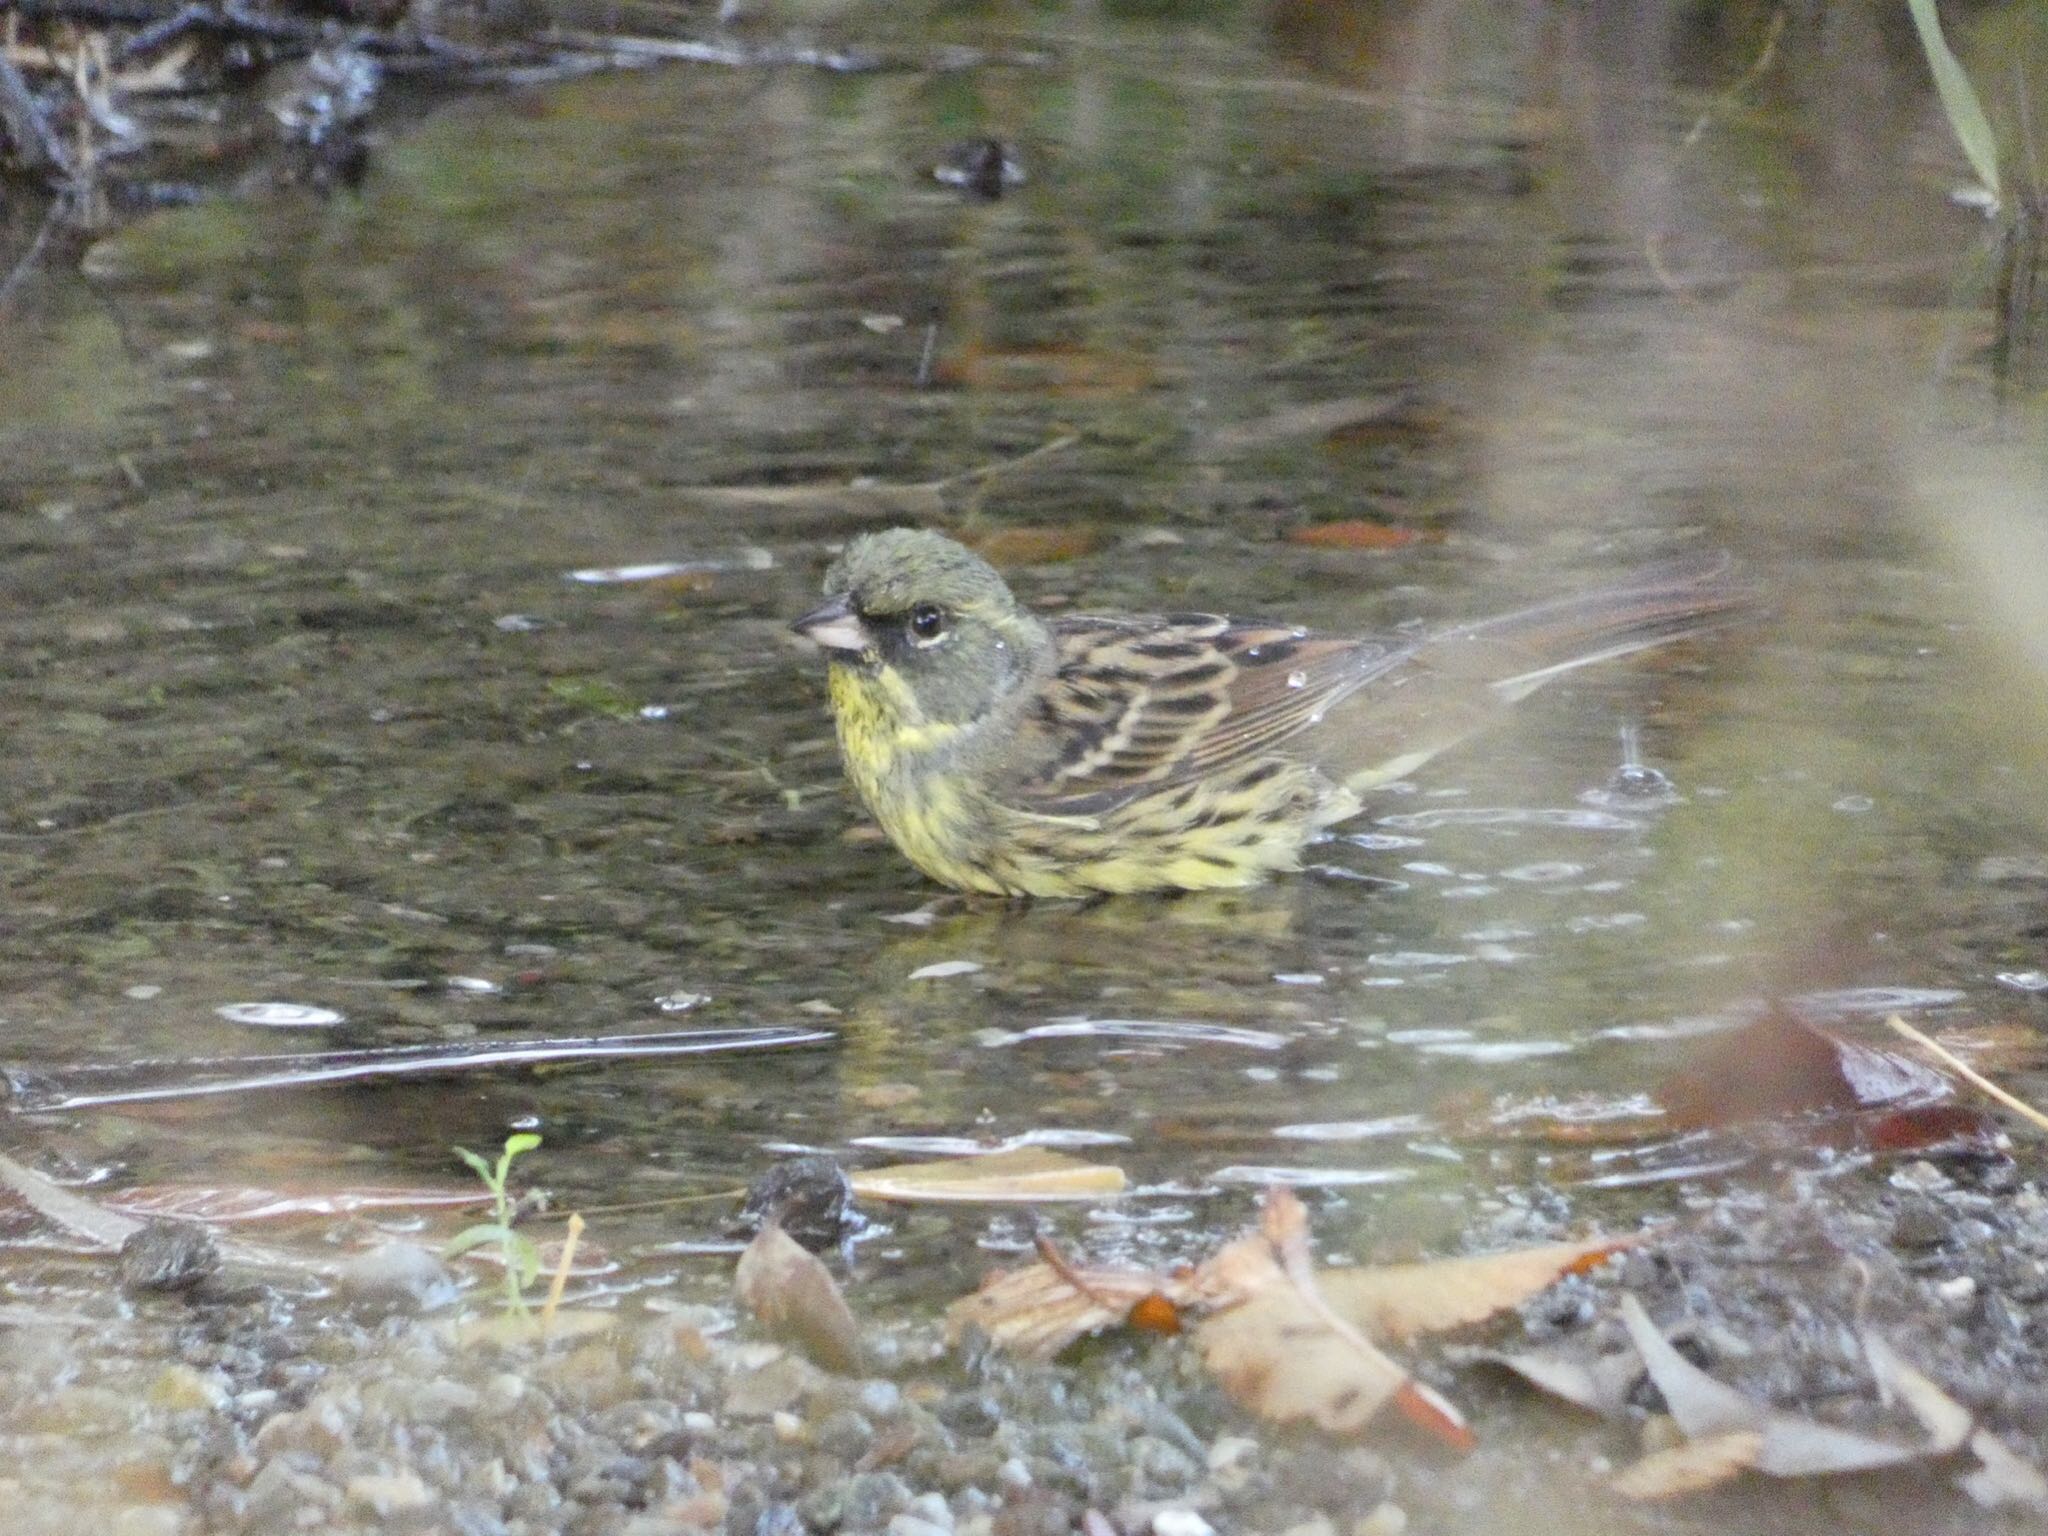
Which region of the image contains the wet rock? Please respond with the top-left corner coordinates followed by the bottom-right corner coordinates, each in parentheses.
top-left (935, 1391), bottom-right (1003, 1437)
top-left (148, 1362), bottom-right (229, 1412)
top-left (345, 1470), bottom-right (435, 1518)
top-left (724, 1352), bottom-right (822, 1417)
top-left (841, 1470), bottom-right (913, 1529)
top-left (736, 1155), bottom-right (856, 1250)
top-left (813, 1408), bottom-right (875, 1459)
top-left (118, 1219), bottom-right (220, 1294)
top-left (336, 1242), bottom-right (458, 1310)
top-left (1891, 1200), bottom-right (1954, 1249)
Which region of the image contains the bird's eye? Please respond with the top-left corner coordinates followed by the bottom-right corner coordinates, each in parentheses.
top-left (908, 603), bottom-right (948, 643)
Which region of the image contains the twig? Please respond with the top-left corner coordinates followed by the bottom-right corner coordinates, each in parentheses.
top-left (540, 1211), bottom-right (584, 1333)
top-left (1887, 1014), bottom-right (2048, 1135)
top-left (936, 431), bottom-right (1080, 489)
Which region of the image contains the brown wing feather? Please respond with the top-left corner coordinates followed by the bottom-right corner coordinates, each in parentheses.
top-left (1008, 613), bottom-right (1400, 811)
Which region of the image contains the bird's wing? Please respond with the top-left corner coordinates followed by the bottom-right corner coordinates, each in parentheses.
top-left (1006, 614), bottom-right (1401, 811)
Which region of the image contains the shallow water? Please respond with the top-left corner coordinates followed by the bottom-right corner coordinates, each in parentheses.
top-left (2, 0), bottom-right (2046, 1490)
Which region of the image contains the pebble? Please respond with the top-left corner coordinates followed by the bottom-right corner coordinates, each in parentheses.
top-left (117, 1221), bottom-right (221, 1294)
top-left (1152, 1511), bottom-right (1216, 1536)
top-left (337, 1243), bottom-right (460, 1309)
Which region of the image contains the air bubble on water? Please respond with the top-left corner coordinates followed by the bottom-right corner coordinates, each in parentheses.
top-left (657, 991), bottom-right (709, 1012)
top-left (1832, 794), bottom-right (1874, 814)
top-left (639, 705), bottom-right (672, 721)
top-left (1286, 670), bottom-right (1308, 689)
top-left (1996, 971), bottom-right (2048, 993)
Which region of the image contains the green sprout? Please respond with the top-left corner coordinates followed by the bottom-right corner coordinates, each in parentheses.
top-left (446, 1132), bottom-right (543, 1316)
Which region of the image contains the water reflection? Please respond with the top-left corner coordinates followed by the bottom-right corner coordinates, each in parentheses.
top-left (0, 0), bottom-right (2041, 1326)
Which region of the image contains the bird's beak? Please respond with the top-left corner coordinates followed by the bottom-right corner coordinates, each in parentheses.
top-left (791, 594), bottom-right (870, 655)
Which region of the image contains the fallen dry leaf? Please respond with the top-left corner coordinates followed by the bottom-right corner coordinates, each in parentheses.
top-left (735, 1224), bottom-right (862, 1373)
top-left (1318, 1236), bottom-right (1632, 1342)
top-left (850, 1147), bottom-right (1127, 1205)
top-left (1459, 1342), bottom-right (1643, 1418)
top-left (1610, 1429), bottom-right (1765, 1499)
top-left (945, 1245), bottom-right (1186, 1360)
top-left (1862, 1330), bottom-right (2048, 1510)
top-left (1193, 1190), bottom-right (1473, 1451)
top-left (1619, 1296), bottom-right (1934, 1480)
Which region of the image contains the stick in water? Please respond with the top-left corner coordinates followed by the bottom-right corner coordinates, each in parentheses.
top-left (1887, 1014), bottom-right (2048, 1136)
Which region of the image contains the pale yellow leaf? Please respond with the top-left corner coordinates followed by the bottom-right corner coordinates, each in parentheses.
top-left (850, 1147), bottom-right (1126, 1204)
top-left (1318, 1236), bottom-right (1632, 1341)
top-left (1611, 1430), bottom-right (1765, 1499)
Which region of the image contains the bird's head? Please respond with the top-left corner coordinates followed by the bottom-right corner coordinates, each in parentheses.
top-left (792, 529), bottom-right (1049, 729)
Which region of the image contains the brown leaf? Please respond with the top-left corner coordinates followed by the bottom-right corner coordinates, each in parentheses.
top-left (1610, 1430), bottom-right (1765, 1499)
top-left (1618, 1296), bottom-right (1933, 1478)
top-left (1658, 1006), bottom-right (1963, 1131)
top-left (1193, 1189), bottom-right (1473, 1451)
top-left (1459, 1342), bottom-right (1643, 1418)
top-left (944, 1251), bottom-right (1185, 1360)
top-left (735, 1225), bottom-right (862, 1373)
top-left (850, 1147), bottom-right (1127, 1205)
top-left (1316, 1236), bottom-right (1633, 1342)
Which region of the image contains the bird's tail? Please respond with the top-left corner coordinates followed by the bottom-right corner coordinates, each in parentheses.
top-left (1325, 555), bottom-right (1754, 794)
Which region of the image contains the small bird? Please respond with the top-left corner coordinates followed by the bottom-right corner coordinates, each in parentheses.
top-left (792, 530), bottom-right (1748, 897)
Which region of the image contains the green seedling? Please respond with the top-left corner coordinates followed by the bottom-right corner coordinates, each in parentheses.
top-left (446, 1132), bottom-right (544, 1316)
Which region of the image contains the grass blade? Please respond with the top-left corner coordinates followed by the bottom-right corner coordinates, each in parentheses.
top-left (1906, 0), bottom-right (2003, 204)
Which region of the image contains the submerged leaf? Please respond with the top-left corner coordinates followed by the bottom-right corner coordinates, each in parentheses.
top-left (1192, 1190), bottom-right (1473, 1451)
top-left (1611, 1430), bottom-right (1764, 1500)
top-left (1318, 1236), bottom-right (1632, 1342)
top-left (1618, 1296), bottom-right (1940, 1482)
top-left (850, 1147), bottom-right (1126, 1204)
top-left (945, 1239), bottom-right (1187, 1360)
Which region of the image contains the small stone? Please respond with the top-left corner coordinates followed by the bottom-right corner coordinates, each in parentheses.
top-left (1890, 1160), bottom-right (1952, 1194)
top-left (724, 1352), bottom-right (821, 1417)
top-left (858, 1379), bottom-right (905, 1418)
top-left (888, 1519), bottom-right (951, 1536)
top-left (737, 1155), bottom-right (854, 1249)
top-left (1890, 1202), bottom-right (1952, 1249)
top-left (842, 1471), bottom-right (913, 1529)
top-left (772, 1410), bottom-right (806, 1442)
top-left (1152, 1512), bottom-right (1215, 1536)
top-left (1937, 1275), bottom-right (1979, 1303)
top-left (935, 1391), bottom-right (1002, 1436)
top-left (344, 1471), bottom-right (434, 1517)
top-left (997, 1457), bottom-right (1032, 1491)
top-left (149, 1363), bottom-right (229, 1411)
top-left (118, 1220), bottom-right (220, 1294)
top-left (1280, 1520), bottom-right (1336, 1536)
top-left (906, 1492), bottom-right (954, 1530)
top-left (336, 1242), bottom-right (457, 1310)
top-left (1353, 1504), bottom-right (1407, 1536)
